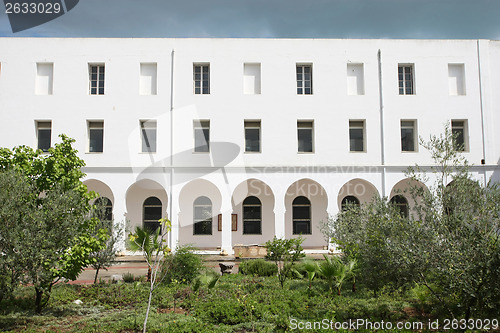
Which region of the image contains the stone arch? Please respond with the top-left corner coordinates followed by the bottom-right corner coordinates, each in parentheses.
top-left (126, 179), bottom-right (168, 232)
top-left (389, 177), bottom-right (429, 215)
top-left (337, 178), bottom-right (379, 210)
top-left (231, 178), bottom-right (275, 246)
top-left (84, 179), bottom-right (115, 205)
top-left (285, 178), bottom-right (328, 248)
top-left (178, 179), bottom-right (222, 249)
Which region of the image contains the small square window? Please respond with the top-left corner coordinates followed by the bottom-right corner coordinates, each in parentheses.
top-left (297, 121), bottom-right (314, 153)
top-left (401, 120), bottom-right (417, 152)
top-left (448, 64), bottom-right (466, 96)
top-left (141, 120), bottom-right (157, 153)
top-left (349, 120), bottom-right (365, 152)
top-left (88, 121), bottom-right (104, 153)
top-left (243, 63), bottom-right (261, 95)
top-left (140, 63), bottom-right (157, 95)
top-left (193, 64), bottom-right (210, 94)
top-left (89, 64), bottom-right (105, 95)
top-left (36, 63), bottom-right (53, 95)
top-left (36, 121), bottom-right (51, 152)
top-left (451, 120), bottom-right (468, 152)
top-left (194, 120), bottom-right (210, 152)
top-left (398, 64), bottom-right (414, 95)
top-left (244, 120), bottom-right (261, 153)
top-left (296, 64), bottom-right (312, 95)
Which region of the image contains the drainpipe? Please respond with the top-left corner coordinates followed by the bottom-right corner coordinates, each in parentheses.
top-left (169, 49), bottom-right (175, 249)
top-left (377, 49), bottom-right (386, 197)
top-left (476, 40), bottom-right (488, 185)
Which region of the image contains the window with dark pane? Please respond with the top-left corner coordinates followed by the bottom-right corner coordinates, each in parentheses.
top-left (296, 65), bottom-right (312, 95)
top-left (243, 196), bottom-right (262, 234)
top-left (141, 120), bottom-right (157, 153)
top-left (194, 120), bottom-right (210, 152)
top-left (400, 120), bottom-right (416, 152)
top-left (95, 197), bottom-right (113, 221)
top-left (292, 196), bottom-right (311, 235)
top-left (341, 195), bottom-right (360, 211)
top-left (143, 196), bottom-right (162, 232)
top-left (390, 195), bottom-right (409, 218)
top-left (194, 64), bottom-right (210, 94)
top-left (37, 121), bottom-right (51, 152)
top-left (398, 65), bottom-right (414, 95)
top-left (297, 121), bottom-right (313, 153)
top-left (193, 196), bottom-right (212, 235)
top-left (244, 120), bottom-right (261, 152)
top-left (89, 64), bottom-right (105, 95)
top-left (349, 120), bottom-right (365, 152)
top-left (451, 120), bottom-right (466, 151)
top-left (89, 121), bottom-right (104, 153)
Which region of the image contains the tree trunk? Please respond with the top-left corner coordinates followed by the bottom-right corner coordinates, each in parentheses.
top-left (94, 266), bottom-right (100, 284)
top-left (352, 282), bottom-right (356, 292)
top-left (35, 288), bottom-right (43, 314)
top-left (143, 286), bottom-right (154, 333)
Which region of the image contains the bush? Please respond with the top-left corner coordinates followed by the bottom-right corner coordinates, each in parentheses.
top-left (238, 259), bottom-right (277, 277)
top-left (163, 245), bottom-right (203, 284)
top-left (122, 272), bottom-right (134, 283)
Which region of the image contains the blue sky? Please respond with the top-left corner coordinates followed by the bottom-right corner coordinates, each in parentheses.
top-left (1, 0), bottom-right (500, 39)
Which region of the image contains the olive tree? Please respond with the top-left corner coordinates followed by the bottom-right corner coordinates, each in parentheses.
top-left (0, 136), bottom-right (107, 313)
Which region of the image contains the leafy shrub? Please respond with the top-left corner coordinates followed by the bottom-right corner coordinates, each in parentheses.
top-left (122, 272), bottom-right (134, 283)
top-left (163, 245), bottom-right (203, 284)
top-left (238, 259), bottom-right (277, 277)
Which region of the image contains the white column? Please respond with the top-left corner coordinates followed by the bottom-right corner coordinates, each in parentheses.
top-left (274, 188), bottom-right (286, 239)
top-left (111, 184), bottom-right (128, 253)
top-left (220, 199), bottom-right (233, 255)
top-left (169, 183), bottom-right (180, 252)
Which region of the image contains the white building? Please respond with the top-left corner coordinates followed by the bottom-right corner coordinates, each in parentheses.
top-left (0, 38), bottom-right (499, 254)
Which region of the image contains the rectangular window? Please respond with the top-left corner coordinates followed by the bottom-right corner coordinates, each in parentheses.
top-left (448, 64), bottom-right (465, 96)
top-left (35, 63), bottom-right (53, 95)
top-left (297, 121), bottom-right (314, 153)
top-left (347, 63), bottom-right (364, 95)
top-left (193, 64), bottom-right (210, 94)
top-left (244, 120), bottom-right (261, 153)
top-left (194, 120), bottom-right (210, 152)
top-left (349, 120), bottom-right (365, 152)
top-left (243, 63), bottom-right (261, 95)
top-left (140, 63), bottom-right (157, 95)
top-left (296, 64), bottom-right (312, 95)
top-left (36, 121), bottom-right (51, 152)
top-left (89, 64), bottom-right (105, 95)
top-left (451, 120), bottom-right (468, 152)
top-left (141, 120), bottom-right (157, 153)
top-left (398, 64), bottom-right (414, 95)
top-left (401, 120), bottom-right (417, 152)
top-left (88, 121), bottom-right (104, 153)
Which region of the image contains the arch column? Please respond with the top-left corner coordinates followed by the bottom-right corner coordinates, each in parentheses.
top-left (110, 183), bottom-right (128, 253)
top-left (221, 193), bottom-right (233, 254)
top-left (273, 187), bottom-right (286, 239)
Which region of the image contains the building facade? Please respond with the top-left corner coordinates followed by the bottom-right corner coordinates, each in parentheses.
top-left (1, 38), bottom-right (499, 253)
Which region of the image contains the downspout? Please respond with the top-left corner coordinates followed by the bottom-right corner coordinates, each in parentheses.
top-left (476, 40), bottom-right (488, 185)
top-left (169, 49), bottom-right (175, 249)
top-left (377, 50), bottom-right (386, 197)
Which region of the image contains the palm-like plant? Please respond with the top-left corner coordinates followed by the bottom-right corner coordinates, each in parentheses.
top-left (302, 260), bottom-right (319, 290)
top-left (128, 226), bottom-right (161, 281)
top-left (319, 254), bottom-right (357, 296)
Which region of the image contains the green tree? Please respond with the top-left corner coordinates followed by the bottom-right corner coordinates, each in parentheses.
top-left (0, 136), bottom-right (107, 313)
top-left (265, 236), bottom-right (305, 288)
top-left (325, 124), bottom-right (500, 318)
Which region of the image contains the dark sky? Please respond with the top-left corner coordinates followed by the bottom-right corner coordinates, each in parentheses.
top-left (0, 0), bottom-right (499, 39)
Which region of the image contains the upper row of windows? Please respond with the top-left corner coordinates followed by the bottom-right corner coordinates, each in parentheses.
top-left (25, 62), bottom-right (467, 96)
top-left (35, 119), bottom-right (469, 155)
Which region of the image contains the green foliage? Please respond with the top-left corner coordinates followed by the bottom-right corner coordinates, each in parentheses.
top-left (162, 245), bottom-right (204, 284)
top-left (238, 259), bottom-right (278, 277)
top-left (265, 236), bottom-right (305, 288)
top-left (0, 136), bottom-right (108, 313)
top-left (122, 272), bottom-right (135, 283)
top-left (326, 123), bottom-right (500, 318)
top-left (318, 254), bottom-right (356, 296)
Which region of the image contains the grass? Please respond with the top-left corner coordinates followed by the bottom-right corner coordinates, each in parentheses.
top-left (0, 274), bottom-right (436, 332)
